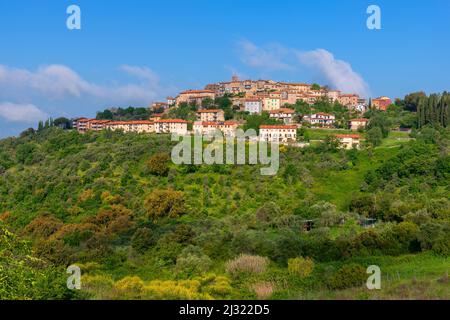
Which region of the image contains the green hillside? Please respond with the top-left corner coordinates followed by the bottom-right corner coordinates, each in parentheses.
top-left (0, 126), bottom-right (449, 300)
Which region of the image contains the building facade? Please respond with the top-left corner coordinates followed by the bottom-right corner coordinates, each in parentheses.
top-left (349, 118), bottom-right (369, 131)
top-left (259, 125), bottom-right (297, 143)
top-left (303, 113), bottom-right (336, 127)
top-left (268, 108), bottom-right (296, 124)
top-left (335, 134), bottom-right (361, 149)
top-left (154, 119), bottom-right (188, 135)
top-left (196, 109), bottom-right (225, 122)
top-left (244, 99), bottom-right (263, 114)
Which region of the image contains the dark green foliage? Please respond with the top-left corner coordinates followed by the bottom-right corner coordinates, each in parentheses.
top-left (328, 264), bottom-right (367, 290)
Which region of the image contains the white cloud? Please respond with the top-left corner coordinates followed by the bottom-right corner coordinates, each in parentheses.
top-left (296, 49), bottom-right (371, 97)
top-left (236, 39), bottom-right (291, 71)
top-left (0, 102), bottom-right (48, 123)
top-left (235, 40), bottom-right (371, 97)
top-left (0, 64), bottom-right (162, 103)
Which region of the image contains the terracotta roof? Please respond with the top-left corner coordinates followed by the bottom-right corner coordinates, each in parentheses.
top-left (260, 125), bottom-right (297, 130)
top-left (335, 134), bottom-right (361, 139)
top-left (200, 121), bottom-right (238, 126)
top-left (245, 98), bottom-right (262, 102)
top-left (268, 108), bottom-right (295, 114)
top-left (180, 90), bottom-right (215, 94)
top-left (108, 120), bottom-right (154, 125)
top-left (154, 119), bottom-right (187, 123)
top-left (196, 109), bottom-right (224, 113)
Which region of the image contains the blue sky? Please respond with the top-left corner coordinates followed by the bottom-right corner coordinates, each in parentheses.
top-left (0, 0), bottom-right (449, 137)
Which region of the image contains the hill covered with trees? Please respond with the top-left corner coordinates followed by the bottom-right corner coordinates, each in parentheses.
top-left (0, 119), bottom-right (448, 299)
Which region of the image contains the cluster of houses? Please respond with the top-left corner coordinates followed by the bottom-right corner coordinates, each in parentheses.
top-left (73, 112), bottom-right (363, 149)
top-left (152, 77), bottom-right (391, 115)
top-left (72, 77), bottom-right (392, 149)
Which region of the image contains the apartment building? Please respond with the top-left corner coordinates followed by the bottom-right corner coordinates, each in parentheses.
top-left (335, 134), bottom-right (361, 149)
top-left (176, 90), bottom-right (216, 106)
top-left (89, 120), bottom-right (111, 131)
top-left (193, 121), bottom-right (239, 137)
top-left (151, 102), bottom-right (169, 111)
top-left (167, 97), bottom-right (176, 106)
top-left (196, 109), bottom-right (225, 122)
top-left (259, 125), bottom-right (297, 143)
top-left (244, 98), bottom-right (263, 114)
top-left (338, 94), bottom-right (359, 107)
top-left (303, 113), bottom-right (336, 127)
top-left (268, 108), bottom-right (296, 124)
top-left (262, 97), bottom-right (281, 111)
top-left (372, 96), bottom-right (392, 111)
top-left (154, 119), bottom-right (188, 135)
top-left (73, 118), bottom-right (92, 133)
top-left (106, 120), bottom-right (155, 133)
top-left (349, 118), bottom-right (369, 131)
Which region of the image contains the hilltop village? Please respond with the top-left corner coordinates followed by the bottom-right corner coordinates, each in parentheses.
top-left (73, 77), bottom-right (393, 149)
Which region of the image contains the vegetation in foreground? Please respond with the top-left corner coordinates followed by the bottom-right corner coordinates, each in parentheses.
top-left (0, 93), bottom-right (449, 300)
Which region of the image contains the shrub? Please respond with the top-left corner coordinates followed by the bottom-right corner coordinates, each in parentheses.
top-left (288, 257), bottom-right (314, 278)
top-left (328, 264), bottom-right (367, 290)
top-left (226, 254), bottom-right (269, 275)
top-left (144, 189), bottom-right (186, 222)
top-left (251, 282), bottom-right (274, 300)
top-left (114, 276), bottom-right (145, 299)
top-left (147, 153), bottom-right (170, 176)
top-left (176, 246), bottom-right (212, 276)
top-left (131, 228), bottom-right (156, 253)
top-left (23, 214), bottom-right (63, 239)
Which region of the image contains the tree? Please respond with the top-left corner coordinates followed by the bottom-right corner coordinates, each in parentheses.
top-left (366, 127), bottom-right (383, 146)
top-left (243, 113), bottom-right (281, 134)
top-left (367, 113), bottom-right (390, 138)
top-left (53, 117), bottom-right (72, 129)
top-left (311, 83), bottom-right (321, 91)
top-left (147, 153), bottom-right (171, 176)
top-left (144, 189), bottom-right (186, 222)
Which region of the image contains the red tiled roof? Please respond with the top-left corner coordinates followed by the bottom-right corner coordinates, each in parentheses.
top-left (181, 90), bottom-right (215, 94)
top-left (260, 125), bottom-right (297, 130)
top-left (196, 109), bottom-right (224, 113)
top-left (108, 120), bottom-right (154, 125)
top-left (268, 108), bottom-right (295, 114)
top-left (245, 98), bottom-right (262, 102)
top-left (335, 134), bottom-right (361, 139)
top-left (154, 119), bottom-right (187, 123)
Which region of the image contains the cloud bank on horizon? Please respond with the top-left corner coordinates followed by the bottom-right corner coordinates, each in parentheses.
top-left (236, 39), bottom-right (371, 97)
top-left (0, 64), bottom-right (167, 125)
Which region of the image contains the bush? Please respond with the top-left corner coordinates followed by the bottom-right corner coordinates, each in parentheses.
top-left (288, 257), bottom-right (314, 278)
top-left (147, 153), bottom-right (170, 176)
top-left (175, 246), bottom-right (212, 276)
top-left (226, 254), bottom-right (269, 275)
top-left (131, 228), bottom-right (156, 253)
top-left (114, 276), bottom-right (145, 299)
top-left (144, 189), bottom-right (186, 222)
top-left (251, 282), bottom-right (274, 300)
top-left (328, 264), bottom-right (367, 290)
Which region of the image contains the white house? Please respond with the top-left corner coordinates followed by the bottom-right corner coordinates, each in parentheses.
top-left (193, 121), bottom-right (239, 137)
top-left (268, 108), bottom-right (296, 124)
top-left (303, 113), bottom-right (335, 127)
top-left (154, 119), bottom-right (188, 135)
top-left (244, 99), bottom-right (263, 114)
top-left (259, 125), bottom-right (297, 143)
top-left (335, 134), bottom-right (361, 149)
